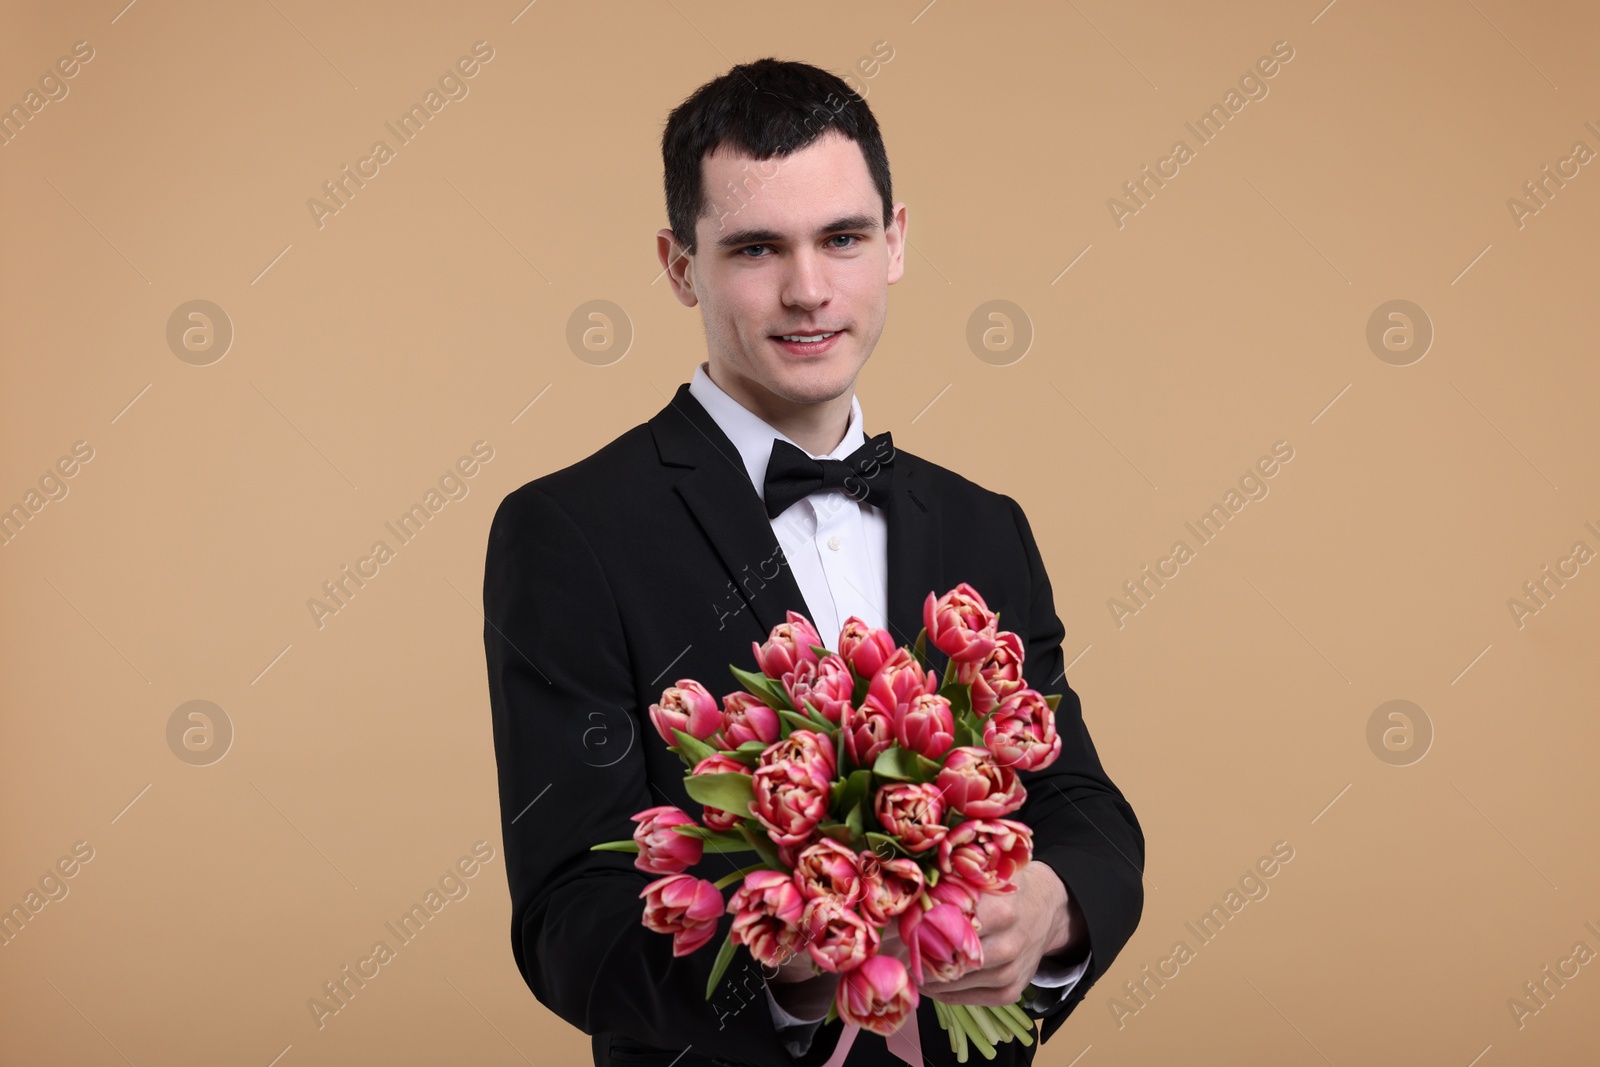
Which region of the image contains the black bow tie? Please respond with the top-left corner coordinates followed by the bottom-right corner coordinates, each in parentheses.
top-left (762, 430), bottom-right (895, 520)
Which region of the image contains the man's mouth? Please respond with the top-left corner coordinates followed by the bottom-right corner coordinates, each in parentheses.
top-left (773, 331), bottom-right (840, 343)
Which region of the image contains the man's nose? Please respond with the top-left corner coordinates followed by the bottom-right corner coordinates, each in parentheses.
top-left (782, 248), bottom-right (831, 309)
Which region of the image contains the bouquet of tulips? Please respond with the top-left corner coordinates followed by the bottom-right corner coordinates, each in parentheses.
top-left (592, 584), bottom-right (1065, 1061)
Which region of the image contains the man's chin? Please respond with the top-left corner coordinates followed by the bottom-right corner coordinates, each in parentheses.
top-left (768, 365), bottom-right (858, 405)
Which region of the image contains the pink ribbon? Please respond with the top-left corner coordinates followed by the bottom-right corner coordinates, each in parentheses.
top-left (820, 1013), bottom-right (925, 1067)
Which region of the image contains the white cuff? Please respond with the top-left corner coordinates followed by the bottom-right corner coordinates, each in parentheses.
top-left (1030, 949), bottom-right (1092, 988)
top-left (1021, 950), bottom-right (1092, 1014)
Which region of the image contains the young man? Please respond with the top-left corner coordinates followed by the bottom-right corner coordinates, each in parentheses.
top-left (484, 58), bottom-right (1144, 1067)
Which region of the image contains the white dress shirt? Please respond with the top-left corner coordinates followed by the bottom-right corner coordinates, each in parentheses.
top-left (686, 362), bottom-right (1090, 1051)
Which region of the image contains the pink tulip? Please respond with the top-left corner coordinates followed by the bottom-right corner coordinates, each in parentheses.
top-left (955, 630), bottom-right (1027, 717)
top-left (863, 648), bottom-right (937, 723)
top-left (785, 653), bottom-right (855, 725)
top-left (751, 760), bottom-right (831, 846)
top-left (717, 691), bottom-right (780, 749)
top-left (727, 869), bottom-right (807, 969)
top-left (752, 610), bottom-right (823, 679)
top-left (927, 873), bottom-right (983, 920)
top-left (837, 617), bottom-right (897, 679)
top-left (874, 782), bottom-right (948, 854)
top-left (758, 728), bottom-right (836, 782)
top-left (923, 583), bottom-right (999, 664)
top-left (937, 818), bottom-right (1033, 894)
top-left (936, 746), bottom-right (1025, 818)
top-left (894, 692), bottom-right (955, 760)
top-left (648, 679), bottom-right (721, 747)
top-left (691, 753), bottom-right (754, 831)
top-left (801, 896), bottom-right (880, 973)
top-left (984, 688), bottom-right (1062, 771)
top-left (639, 873), bottom-right (724, 956)
top-left (776, 831), bottom-right (821, 871)
top-left (836, 954), bottom-right (919, 1036)
top-left (899, 902), bottom-right (983, 986)
top-left (793, 838), bottom-right (863, 907)
top-left (858, 851), bottom-right (925, 926)
top-left (842, 699), bottom-right (896, 769)
top-left (630, 806), bottom-right (704, 875)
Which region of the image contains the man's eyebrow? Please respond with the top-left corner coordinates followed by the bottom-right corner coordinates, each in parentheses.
top-left (715, 213), bottom-right (880, 250)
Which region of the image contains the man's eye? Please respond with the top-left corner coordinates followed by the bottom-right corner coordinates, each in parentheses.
top-left (829, 234), bottom-right (862, 249)
top-left (739, 244), bottom-right (771, 258)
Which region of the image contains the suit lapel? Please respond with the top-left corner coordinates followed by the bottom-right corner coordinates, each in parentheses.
top-left (652, 384), bottom-right (813, 636)
top-left (650, 382), bottom-right (943, 650)
top-left (883, 440), bottom-right (943, 650)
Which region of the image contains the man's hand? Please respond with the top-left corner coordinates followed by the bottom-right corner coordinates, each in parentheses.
top-left (880, 861), bottom-right (1084, 1006)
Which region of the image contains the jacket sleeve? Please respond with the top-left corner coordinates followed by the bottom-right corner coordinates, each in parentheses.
top-left (1000, 494), bottom-right (1146, 1043)
top-left (483, 485), bottom-right (842, 1066)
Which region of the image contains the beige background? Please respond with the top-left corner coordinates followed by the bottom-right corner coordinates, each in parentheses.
top-left (3, 0), bottom-right (1598, 1064)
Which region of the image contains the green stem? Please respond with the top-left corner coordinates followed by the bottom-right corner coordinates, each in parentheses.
top-left (950, 1005), bottom-right (996, 1059)
top-left (1002, 1001), bottom-right (1037, 1040)
top-left (989, 1003), bottom-right (1033, 1045)
top-left (712, 863), bottom-right (765, 890)
top-left (737, 822), bottom-right (784, 871)
top-left (965, 1003), bottom-right (1006, 1048)
top-left (937, 999), bottom-right (968, 1063)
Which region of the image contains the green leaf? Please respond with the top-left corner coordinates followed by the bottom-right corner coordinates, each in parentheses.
top-left (728, 663), bottom-right (768, 692)
top-left (729, 665), bottom-right (792, 711)
top-left (778, 708), bottom-right (820, 734)
top-left (683, 772), bottom-right (755, 817)
top-left (738, 821), bottom-right (783, 870)
top-left (705, 927), bottom-right (739, 1000)
top-left (942, 684), bottom-right (972, 718)
top-left (589, 840), bottom-right (640, 853)
top-left (833, 768), bottom-right (873, 820)
top-left (818, 822), bottom-right (858, 847)
top-left (797, 698), bottom-right (832, 728)
top-left (808, 644), bottom-right (834, 660)
top-left (851, 674), bottom-right (870, 706)
top-left (671, 728), bottom-right (720, 768)
top-left (873, 746), bottom-right (938, 782)
top-left (872, 746), bottom-right (919, 781)
top-left (670, 825), bottom-right (755, 854)
top-left (845, 803), bottom-right (864, 838)
top-left (953, 718), bottom-right (978, 749)
top-left (702, 836), bottom-right (759, 855)
top-left (1043, 692), bottom-right (1062, 711)
top-left (719, 747), bottom-right (766, 769)
top-left (864, 831), bottom-right (913, 858)
top-left (911, 627), bottom-right (928, 668)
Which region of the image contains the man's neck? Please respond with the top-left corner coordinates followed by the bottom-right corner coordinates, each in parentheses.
top-left (707, 362), bottom-right (854, 457)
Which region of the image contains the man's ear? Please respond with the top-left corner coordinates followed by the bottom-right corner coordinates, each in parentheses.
top-left (655, 227), bottom-right (698, 308)
top-left (885, 201), bottom-right (908, 286)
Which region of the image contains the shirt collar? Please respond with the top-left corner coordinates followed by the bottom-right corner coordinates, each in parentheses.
top-left (688, 361), bottom-right (866, 504)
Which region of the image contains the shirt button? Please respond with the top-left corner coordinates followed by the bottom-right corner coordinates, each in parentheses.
top-left (827, 535), bottom-right (842, 551)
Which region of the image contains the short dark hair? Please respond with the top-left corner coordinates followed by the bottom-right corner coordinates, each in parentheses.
top-left (661, 57), bottom-right (893, 256)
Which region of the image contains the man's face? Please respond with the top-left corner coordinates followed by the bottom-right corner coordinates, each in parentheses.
top-left (658, 130), bottom-right (907, 410)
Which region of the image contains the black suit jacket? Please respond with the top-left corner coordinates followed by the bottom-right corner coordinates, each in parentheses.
top-left (483, 383), bottom-right (1144, 1066)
